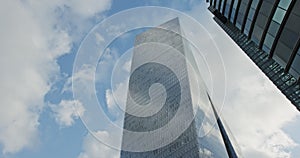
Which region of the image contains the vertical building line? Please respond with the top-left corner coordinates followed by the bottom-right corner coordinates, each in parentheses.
top-left (233, 0), bottom-right (242, 25)
top-left (222, 0), bottom-right (228, 15)
top-left (248, 0), bottom-right (263, 40)
top-left (241, 0), bottom-right (253, 33)
top-left (228, 0), bottom-right (235, 21)
top-left (219, 0), bottom-right (223, 11)
top-left (214, 0), bottom-right (217, 8)
top-left (207, 93), bottom-right (238, 158)
top-left (269, 0), bottom-right (297, 58)
top-left (285, 38), bottom-right (300, 73)
top-left (258, 0), bottom-right (280, 49)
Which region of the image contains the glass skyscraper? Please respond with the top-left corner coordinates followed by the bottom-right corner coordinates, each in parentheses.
top-left (207, 0), bottom-right (300, 111)
top-left (120, 18), bottom-right (238, 158)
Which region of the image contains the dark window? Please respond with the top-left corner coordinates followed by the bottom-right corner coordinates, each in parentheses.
top-left (274, 41), bottom-right (293, 64)
top-left (260, 1), bottom-right (273, 16)
top-left (264, 33), bottom-right (275, 49)
top-left (252, 25), bottom-right (263, 44)
top-left (268, 21), bottom-right (280, 36)
top-left (291, 53), bottom-right (300, 77)
top-left (280, 28), bottom-right (298, 49)
top-left (285, 13), bottom-right (300, 35)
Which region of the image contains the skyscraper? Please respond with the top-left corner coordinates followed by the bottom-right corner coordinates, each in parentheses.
top-left (120, 18), bottom-right (237, 158)
top-left (207, 0), bottom-right (300, 111)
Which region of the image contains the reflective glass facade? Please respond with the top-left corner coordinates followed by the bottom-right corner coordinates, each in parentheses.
top-left (235, 0), bottom-right (248, 29)
top-left (244, 0), bottom-right (259, 35)
top-left (291, 48), bottom-right (300, 78)
top-left (273, 0), bottom-right (300, 73)
top-left (224, 0), bottom-right (233, 18)
top-left (230, 0), bottom-right (239, 23)
top-left (207, 0), bottom-right (300, 111)
top-left (251, 0), bottom-right (276, 45)
top-left (121, 18), bottom-right (234, 158)
top-left (263, 0), bottom-right (292, 54)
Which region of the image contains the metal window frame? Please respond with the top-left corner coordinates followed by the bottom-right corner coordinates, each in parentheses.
top-left (285, 37), bottom-right (300, 73)
top-left (222, 0), bottom-right (228, 15)
top-left (233, 0), bottom-right (242, 25)
top-left (259, 0), bottom-right (281, 49)
top-left (269, 0), bottom-right (297, 58)
top-left (248, 0), bottom-right (263, 40)
top-left (214, 0), bottom-right (217, 8)
top-left (219, 0), bottom-right (223, 11)
top-left (228, 0), bottom-right (235, 20)
top-left (241, 0), bottom-right (254, 33)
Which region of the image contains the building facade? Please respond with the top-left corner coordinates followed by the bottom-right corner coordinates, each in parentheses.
top-left (207, 0), bottom-right (300, 111)
top-left (120, 18), bottom-right (237, 158)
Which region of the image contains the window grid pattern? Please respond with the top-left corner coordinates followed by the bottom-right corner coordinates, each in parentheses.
top-left (230, 0), bottom-right (239, 23)
top-left (290, 48), bottom-right (300, 78)
top-left (251, 0), bottom-right (276, 45)
top-left (236, 0), bottom-right (250, 30)
top-left (224, 0), bottom-right (233, 18)
top-left (263, 0), bottom-right (292, 54)
top-left (273, 0), bottom-right (300, 75)
top-left (213, 16), bottom-right (300, 111)
top-left (216, 0), bottom-right (220, 9)
top-left (220, 0), bottom-right (225, 14)
top-left (244, 0), bottom-right (259, 36)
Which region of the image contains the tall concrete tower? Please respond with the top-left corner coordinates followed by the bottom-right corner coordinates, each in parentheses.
top-left (120, 18), bottom-right (235, 158)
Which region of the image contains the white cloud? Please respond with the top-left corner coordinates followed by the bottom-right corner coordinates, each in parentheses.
top-left (50, 100), bottom-right (85, 127)
top-left (223, 74), bottom-right (299, 158)
top-left (66, 0), bottom-right (112, 17)
top-left (0, 0), bottom-right (112, 155)
top-left (105, 79), bottom-right (128, 118)
top-left (106, 89), bottom-right (116, 110)
top-left (77, 48), bottom-right (131, 158)
top-left (0, 0), bottom-right (65, 154)
top-left (78, 131), bottom-right (120, 158)
top-left (262, 130), bottom-right (297, 158)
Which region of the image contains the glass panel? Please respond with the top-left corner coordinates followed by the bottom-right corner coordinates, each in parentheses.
top-left (216, 0), bottom-right (220, 9)
top-left (231, 9), bottom-right (236, 22)
top-left (252, 25), bottom-right (263, 44)
top-left (274, 41), bottom-right (292, 64)
top-left (224, 1), bottom-right (231, 18)
top-left (220, 0), bottom-right (224, 13)
top-left (248, 8), bottom-right (255, 20)
top-left (230, 0), bottom-right (239, 22)
top-left (264, 33), bottom-right (275, 48)
top-left (279, 0), bottom-right (292, 10)
top-left (260, 1), bottom-right (273, 16)
top-left (280, 28), bottom-right (298, 49)
top-left (291, 53), bottom-right (300, 77)
top-left (244, 28), bottom-right (250, 36)
top-left (268, 21), bottom-right (280, 36)
top-left (285, 13), bottom-right (300, 34)
top-left (273, 8), bottom-right (286, 24)
top-left (236, 2), bottom-right (247, 28)
top-left (251, 0), bottom-right (259, 8)
top-left (255, 14), bottom-right (268, 28)
top-left (245, 19), bottom-right (252, 32)
top-left (236, 22), bottom-right (242, 30)
top-left (293, 0), bottom-right (300, 16)
top-left (262, 45), bottom-right (271, 53)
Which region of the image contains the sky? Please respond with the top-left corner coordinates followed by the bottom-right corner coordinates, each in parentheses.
top-left (0, 0), bottom-right (300, 158)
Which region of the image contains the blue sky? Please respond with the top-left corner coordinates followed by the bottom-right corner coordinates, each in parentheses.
top-left (1, 0), bottom-right (300, 158)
